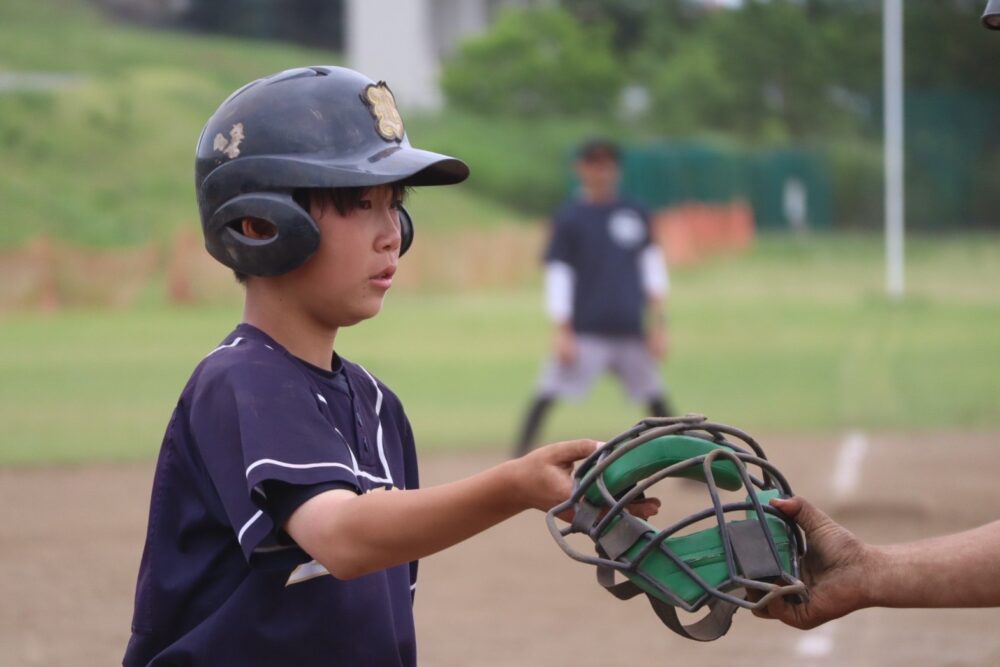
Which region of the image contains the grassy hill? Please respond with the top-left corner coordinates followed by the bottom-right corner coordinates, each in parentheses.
top-left (0, 0), bottom-right (530, 249)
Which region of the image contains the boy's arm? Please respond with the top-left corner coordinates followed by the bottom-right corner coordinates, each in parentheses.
top-left (286, 439), bottom-right (659, 580)
top-left (640, 245), bottom-right (669, 360)
top-left (756, 496), bottom-right (1000, 629)
top-left (545, 261), bottom-right (577, 365)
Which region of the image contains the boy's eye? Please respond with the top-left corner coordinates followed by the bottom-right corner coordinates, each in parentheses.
top-left (358, 200), bottom-right (372, 210)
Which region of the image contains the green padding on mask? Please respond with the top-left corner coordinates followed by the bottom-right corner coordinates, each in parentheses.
top-left (624, 516), bottom-right (793, 607)
top-left (614, 501), bottom-right (793, 607)
top-left (584, 435), bottom-right (745, 505)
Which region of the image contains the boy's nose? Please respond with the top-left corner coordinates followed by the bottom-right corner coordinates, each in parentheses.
top-left (377, 209), bottom-right (402, 253)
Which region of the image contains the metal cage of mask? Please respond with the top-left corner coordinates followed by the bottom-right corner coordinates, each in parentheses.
top-left (546, 414), bottom-right (808, 641)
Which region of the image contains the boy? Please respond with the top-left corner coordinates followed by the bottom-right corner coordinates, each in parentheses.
top-left (124, 66), bottom-right (658, 666)
top-left (514, 138), bottom-right (673, 457)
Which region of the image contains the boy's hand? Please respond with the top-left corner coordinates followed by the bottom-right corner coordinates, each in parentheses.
top-left (554, 324), bottom-right (577, 365)
top-left (513, 440), bottom-right (661, 521)
top-left (646, 325), bottom-right (668, 361)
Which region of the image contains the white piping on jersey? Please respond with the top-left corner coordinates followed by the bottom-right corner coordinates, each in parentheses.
top-left (356, 365), bottom-right (393, 485)
top-left (336, 428), bottom-right (388, 485)
top-left (334, 425), bottom-right (392, 485)
top-left (244, 453), bottom-right (392, 486)
top-left (410, 583), bottom-right (417, 592)
top-left (286, 559), bottom-right (330, 586)
top-left (316, 394), bottom-right (328, 405)
top-left (205, 336), bottom-right (244, 357)
top-left (245, 458), bottom-right (358, 478)
top-left (239, 364), bottom-right (396, 547)
top-left (237, 509), bottom-right (263, 545)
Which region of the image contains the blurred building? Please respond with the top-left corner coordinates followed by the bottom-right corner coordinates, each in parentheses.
top-left (346, 0), bottom-right (548, 110)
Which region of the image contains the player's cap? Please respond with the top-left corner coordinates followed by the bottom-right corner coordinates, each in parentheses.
top-left (577, 137), bottom-right (621, 163)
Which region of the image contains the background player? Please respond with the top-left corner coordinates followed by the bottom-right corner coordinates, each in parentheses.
top-left (123, 67), bottom-right (660, 666)
top-left (514, 138), bottom-right (673, 457)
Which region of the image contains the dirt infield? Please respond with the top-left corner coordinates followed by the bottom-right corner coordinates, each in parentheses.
top-left (2, 431), bottom-right (999, 666)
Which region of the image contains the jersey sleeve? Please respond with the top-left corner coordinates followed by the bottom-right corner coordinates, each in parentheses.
top-left (544, 208), bottom-right (576, 265)
top-left (398, 410), bottom-right (420, 601)
top-left (188, 355), bottom-right (361, 560)
top-left (639, 245), bottom-right (670, 297)
top-left (544, 261), bottom-right (575, 323)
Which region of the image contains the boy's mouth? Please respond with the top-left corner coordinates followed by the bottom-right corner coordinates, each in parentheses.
top-left (370, 265), bottom-right (396, 288)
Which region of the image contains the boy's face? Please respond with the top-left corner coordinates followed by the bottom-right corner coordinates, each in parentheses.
top-left (575, 153), bottom-right (620, 200)
top-left (276, 185), bottom-right (403, 329)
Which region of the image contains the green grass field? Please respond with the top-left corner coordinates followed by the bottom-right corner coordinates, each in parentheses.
top-left (2, 234), bottom-right (998, 466)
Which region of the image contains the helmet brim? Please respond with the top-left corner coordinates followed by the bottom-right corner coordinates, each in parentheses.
top-left (282, 144), bottom-right (469, 188)
top-left (200, 146), bottom-right (469, 202)
top-left (362, 144), bottom-right (470, 186)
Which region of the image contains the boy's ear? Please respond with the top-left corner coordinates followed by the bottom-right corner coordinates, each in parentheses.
top-left (240, 217), bottom-right (278, 240)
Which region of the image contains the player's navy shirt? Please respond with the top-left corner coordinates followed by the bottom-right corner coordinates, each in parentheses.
top-left (545, 196), bottom-right (653, 336)
top-left (124, 323), bottom-right (420, 667)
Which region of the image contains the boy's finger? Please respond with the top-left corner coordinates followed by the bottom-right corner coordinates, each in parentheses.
top-left (549, 439), bottom-right (601, 463)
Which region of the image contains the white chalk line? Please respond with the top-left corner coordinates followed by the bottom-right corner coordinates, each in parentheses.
top-left (832, 430), bottom-right (868, 502)
top-left (791, 431), bottom-right (869, 660)
top-left (795, 621), bottom-right (837, 658)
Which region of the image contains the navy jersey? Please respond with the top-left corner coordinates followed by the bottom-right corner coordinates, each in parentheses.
top-left (545, 197), bottom-right (653, 336)
top-left (124, 323), bottom-right (420, 667)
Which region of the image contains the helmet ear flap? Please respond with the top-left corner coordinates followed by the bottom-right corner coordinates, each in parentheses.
top-left (206, 193), bottom-right (319, 277)
top-left (399, 205), bottom-right (414, 257)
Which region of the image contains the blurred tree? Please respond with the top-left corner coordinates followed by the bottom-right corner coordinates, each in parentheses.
top-left (441, 6), bottom-right (624, 117)
top-left (441, 0), bottom-right (999, 226)
top-left (177, 0), bottom-right (344, 51)
top-left (561, 0), bottom-right (700, 59)
top-left (556, 0), bottom-right (1000, 143)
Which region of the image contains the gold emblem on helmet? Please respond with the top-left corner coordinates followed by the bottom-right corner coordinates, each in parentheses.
top-left (213, 122), bottom-right (245, 159)
top-left (362, 82), bottom-right (405, 142)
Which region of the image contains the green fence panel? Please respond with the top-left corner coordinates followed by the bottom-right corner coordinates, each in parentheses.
top-left (616, 142), bottom-right (832, 230)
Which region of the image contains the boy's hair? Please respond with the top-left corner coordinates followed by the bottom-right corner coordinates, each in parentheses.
top-left (577, 137), bottom-right (621, 164)
top-left (233, 183), bottom-right (408, 284)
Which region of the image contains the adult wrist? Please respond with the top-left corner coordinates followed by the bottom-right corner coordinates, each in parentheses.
top-left (860, 544), bottom-right (895, 609)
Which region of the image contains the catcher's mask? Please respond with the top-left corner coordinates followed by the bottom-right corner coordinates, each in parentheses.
top-left (546, 415), bottom-right (807, 642)
top-left (195, 66), bottom-right (469, 277)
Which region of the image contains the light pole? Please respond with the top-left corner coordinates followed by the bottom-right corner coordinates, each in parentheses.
top-left (883, 0), bottom-right (904, 300)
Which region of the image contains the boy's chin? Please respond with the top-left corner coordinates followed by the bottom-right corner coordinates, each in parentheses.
top-left (338, 299), bottom-right (384, 327)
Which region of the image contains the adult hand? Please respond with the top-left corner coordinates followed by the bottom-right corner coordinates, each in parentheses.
top-left (754, 496), bottom-right (879, 629)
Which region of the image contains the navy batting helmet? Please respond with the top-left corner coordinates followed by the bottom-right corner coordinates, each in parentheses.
top-left (195, 66), bottom-right (470, 277)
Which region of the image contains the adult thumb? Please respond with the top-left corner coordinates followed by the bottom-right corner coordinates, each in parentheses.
top-left (772, 496), bottom-right (830, 534)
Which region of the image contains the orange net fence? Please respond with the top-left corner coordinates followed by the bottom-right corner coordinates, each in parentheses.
top-left (0, 210), bottom-right (752, 313)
